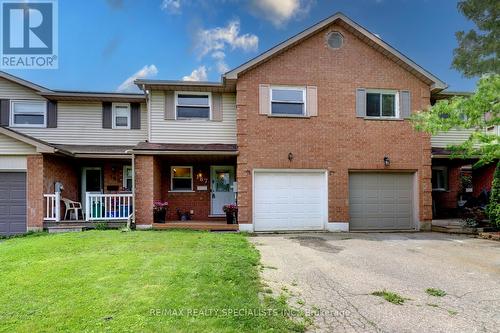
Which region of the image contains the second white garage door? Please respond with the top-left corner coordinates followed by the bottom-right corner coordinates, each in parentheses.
top-left (254, 171), bottom-right (327, 231)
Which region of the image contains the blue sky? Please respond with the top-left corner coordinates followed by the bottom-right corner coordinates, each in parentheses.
top-left (5, 0), bottom-right (477, 93)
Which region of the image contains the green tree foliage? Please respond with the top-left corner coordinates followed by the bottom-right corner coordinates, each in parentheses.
top-left (488, 161), bottom-right (500, 227)
top-left (412, 74), bottom-right (500, 167)
top-left (452, 0), bottom-right (499, 77)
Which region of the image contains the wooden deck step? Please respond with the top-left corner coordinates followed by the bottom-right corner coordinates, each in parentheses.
top-left (153, 222), bottom-right (239, 231)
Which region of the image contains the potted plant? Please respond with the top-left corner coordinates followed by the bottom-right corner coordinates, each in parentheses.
top-left (223, 204), bottom-right (238, 224)
top-left (153, 201), bottom-right (168, 223)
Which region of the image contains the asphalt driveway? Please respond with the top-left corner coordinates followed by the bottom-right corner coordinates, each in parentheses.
top-left (250, 232), bottom-right (500, 333)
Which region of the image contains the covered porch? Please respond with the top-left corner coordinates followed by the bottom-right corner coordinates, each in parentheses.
top-left (133, 143), bottom-right (238, 229)
top-left (36, 145), bottom-right (134, 229)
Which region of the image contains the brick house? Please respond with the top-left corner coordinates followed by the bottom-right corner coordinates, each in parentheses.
top-left (1, 13), bottom-right (491, 235)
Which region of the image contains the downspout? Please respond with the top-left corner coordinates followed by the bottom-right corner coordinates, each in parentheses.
top-left (129, 152), bottom-right (135, 229)
top-left (143, 84), bottom-right (151, 143)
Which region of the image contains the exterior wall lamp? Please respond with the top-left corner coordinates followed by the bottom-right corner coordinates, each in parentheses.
top-left (288, 152), bottom-right (294, 162)
top-left (384, 156), bottom-right (390, 167)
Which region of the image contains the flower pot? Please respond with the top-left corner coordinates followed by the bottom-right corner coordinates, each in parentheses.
top-left (226, 212), bottom-right (234, 224)
top-left (154, 209), bottom-right (166, 223)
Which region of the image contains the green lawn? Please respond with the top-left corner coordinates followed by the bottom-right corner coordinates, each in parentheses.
top-left (0, 230), bottom-right (306, 332)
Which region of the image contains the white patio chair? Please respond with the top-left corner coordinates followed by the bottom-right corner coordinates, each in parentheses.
top-left (62, 198), bottom-right (82, 220)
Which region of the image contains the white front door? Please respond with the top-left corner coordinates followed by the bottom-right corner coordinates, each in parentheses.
top-left (210, 166), bottom-right (235, 215)
top-left (81, 167), bottom-right (102, 213)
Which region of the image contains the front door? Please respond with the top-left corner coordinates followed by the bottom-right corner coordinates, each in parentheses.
top-left (81, 167), bottom-right (102, 213)
top-left (210, 166), bottom-right (235, 215)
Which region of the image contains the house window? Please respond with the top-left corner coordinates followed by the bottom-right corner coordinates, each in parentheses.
top-left (10, 100), bottom-right (46, 127)
top-left (112, 103), bottom-right (131, 129)
top-left (171, 166), bottom-right (193, 191)
top-left (432, 167), bottom-right (448, 191)
top-left (366, 90), bottom-right (398, 118)
top-left (176, 92), bottom-right (211, 119)
top-left (123, 166), bottom-right (133, 191)
top-left (270, 87), bottom-right (306, 115)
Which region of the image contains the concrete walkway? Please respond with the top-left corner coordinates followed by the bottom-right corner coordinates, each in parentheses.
top-left (251, 232), bottom-right (500, 333)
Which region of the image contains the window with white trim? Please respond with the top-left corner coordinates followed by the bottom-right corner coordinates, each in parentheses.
top-left (270, 87), bottom-right (306, 115)
top-left (171, 166), bottom-right (193, 191)
top-left (366, 90), bottom-right (399, 118)
top-left (432, 166), bottom-right (448, 191)
top-left (123, 165), bottom-right (133, 191)
top-left (176, 92), bottom-right (211, 119)
top-left (112, 103), bottom-right (131, 129)
top-left (10, 100), bottom-right (46, 127)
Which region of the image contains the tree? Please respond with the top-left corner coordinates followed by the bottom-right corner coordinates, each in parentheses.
top-left (412, 74), bottom-right (499, 167)
top-left (452, 0), bottom-right (499, 77)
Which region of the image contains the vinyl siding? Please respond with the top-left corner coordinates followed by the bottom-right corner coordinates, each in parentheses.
top-left (0, 156), bottom-right (27, 170)
top-left (0, 78), bottom-right (45, 100)
top-left (150, 90), bottom-right (237, 144)
top-left (0, 133), bottom-right (36, 154)
top-left (431, 129), bottom-right (475, 148)
top-left (12, 101), bottom-right (148, 145)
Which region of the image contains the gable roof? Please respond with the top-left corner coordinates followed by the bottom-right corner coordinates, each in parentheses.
top-left (224, 12), bottom-right (447, 92)
top-left (0, 127), bottom-right (58, 153)
top-left (0, 71), bottom-right (52, 93)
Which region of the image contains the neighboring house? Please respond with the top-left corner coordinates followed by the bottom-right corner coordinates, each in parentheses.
top-left (430, 91), bottom-right (497, 219)
top-left (1, 12), bottom-right (458, 235)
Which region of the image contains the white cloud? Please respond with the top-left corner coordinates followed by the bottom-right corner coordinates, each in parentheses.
top-left (250, 0), bottom-right (314, 27)
top-left (161, 0), bottom-right (182, 14)
top-left (182, 66), bottom-right (208, 81)
top-left (117, 64), bottom-right (158, 92)
top-left (195, 19), bottom-right (258, 74)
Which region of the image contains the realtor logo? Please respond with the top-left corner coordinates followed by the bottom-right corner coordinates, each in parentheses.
top-left (1, 0), bottom-right (58, 68)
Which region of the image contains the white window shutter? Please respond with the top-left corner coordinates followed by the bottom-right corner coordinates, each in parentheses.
top-left (259, 84), bottom-right (270, 115)
top-left (400, 90), bottom-right (411, 119)
top-left (306, 86), bottom-right (318, 117)
top-left (356, 88), bottom-right (366, 117)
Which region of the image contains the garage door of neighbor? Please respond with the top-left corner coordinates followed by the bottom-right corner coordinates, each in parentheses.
top-left (349, 172), bottom-right (414, 230)
top-left (0, 172), bottom-right (27, 236)
top-left (254, 171), bottom-right (327, 232)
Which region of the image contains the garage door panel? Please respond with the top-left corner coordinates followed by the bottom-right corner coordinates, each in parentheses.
top-left (254, 171), bottom-right (326, 231)
top-left (0, 172), bottom-right (27, 236)
top-left (349, 173), bottom-right (414, 230)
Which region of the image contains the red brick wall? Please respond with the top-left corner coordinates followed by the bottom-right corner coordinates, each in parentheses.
top-left (473, 163), bottom-right (496, 196)
top-left (27, 155), bottom-right (44, 230)
top-left (235, 23), bottom-right (432, 229)
top-left (134, 155), bottom-right (161, 226)
top-left (43, 155), bottom-right (79, 201)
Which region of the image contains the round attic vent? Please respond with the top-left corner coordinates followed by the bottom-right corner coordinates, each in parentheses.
top-left (326, 32), bottom-right (343, 49)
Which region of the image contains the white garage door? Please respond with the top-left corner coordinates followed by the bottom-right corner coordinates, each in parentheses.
top-left (349, 172), bottom-right (415, 230)
top-left (254, 171), bottom-right (327, 231)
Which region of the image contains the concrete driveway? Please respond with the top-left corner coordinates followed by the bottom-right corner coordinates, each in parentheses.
top-left (250, 232), bottom-right (500, 333)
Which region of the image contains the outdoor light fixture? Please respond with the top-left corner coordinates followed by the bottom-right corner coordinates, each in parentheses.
top-left (288, 152), bottom-right (294, 162)
top-left (196, 171), bottom-right (205, 182)
top-left (384, 156), bottom-right (390, 167)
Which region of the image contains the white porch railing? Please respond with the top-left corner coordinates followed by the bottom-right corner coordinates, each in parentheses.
top-left (44, 192), bottom-right (61, 221)
top-left (85, 193), bottom-right (133, 221)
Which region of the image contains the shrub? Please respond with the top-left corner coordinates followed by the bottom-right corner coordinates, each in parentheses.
top-left (94, 221), bottom-right (108, 230)
top-left (487, 162), bottom-right (500, 228)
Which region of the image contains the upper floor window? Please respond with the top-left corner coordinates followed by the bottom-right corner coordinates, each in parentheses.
top-left (112, 103), bottom-right (131, 129)
top-left (270, 87), bottom-right (306, 116)
top-left (366, 90), bottom-right (399, 118)
top-left (10, 100), bottom-right (46, 127)
top-left (176, 92), bottom-right (211, 119)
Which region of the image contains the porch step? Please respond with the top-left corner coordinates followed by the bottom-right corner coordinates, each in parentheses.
top-left (47, 226), bottom-right (88, 233)
top-left (153, 222), bottom-right (239, 232)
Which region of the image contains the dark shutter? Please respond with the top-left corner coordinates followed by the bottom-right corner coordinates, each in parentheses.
top-left (102, 102), bottom-right (112, 128)
top-left (400, 90), bottom-right (411, 119)
top-left (130, 102), bottom-right (141, 129)
top-left (47, 100), bottom-right (57, 128)
top-left (212, 93), bottom-right (222, 121)
top-left (0, 99), bottom-right (10, 126)
top-left (164, 91), bottom-right (175, 120)
top-left (355, 88), bottom-right (366, 118)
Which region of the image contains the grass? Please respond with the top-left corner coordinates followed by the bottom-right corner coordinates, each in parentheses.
top-left (426, 288), bottom-right (447, 297)
top-left (371, 290), bottom-right (406, 305)
top-left (0, 230), bottom-right (307, 332)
